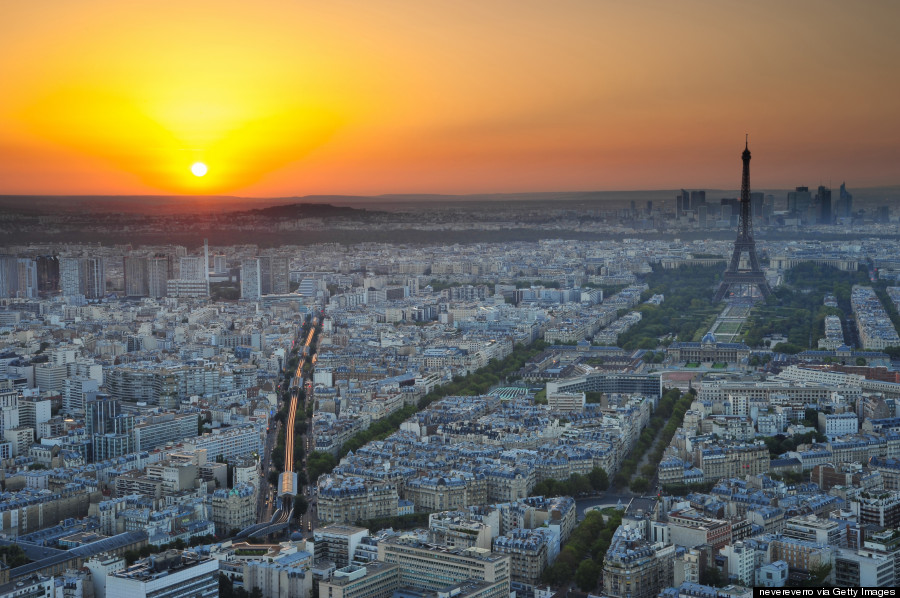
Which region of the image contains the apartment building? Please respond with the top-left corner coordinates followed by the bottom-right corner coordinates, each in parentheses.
top-left (377, 536), bottom-right (510, 597)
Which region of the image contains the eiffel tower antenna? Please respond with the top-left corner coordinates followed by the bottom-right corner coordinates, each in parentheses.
top-left (713, 138), bottom-right (772, 302)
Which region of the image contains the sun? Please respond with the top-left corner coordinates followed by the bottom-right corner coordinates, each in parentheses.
top-left (190, 162), bottom-right (208, 177)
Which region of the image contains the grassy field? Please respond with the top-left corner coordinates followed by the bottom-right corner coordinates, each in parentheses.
top-left (714, 321), bottom-right (742, 334)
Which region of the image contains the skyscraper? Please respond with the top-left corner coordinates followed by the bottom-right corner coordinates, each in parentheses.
top-left (35, 255), bottom-right (60, 295)
top-left (837, 182), bottom-right (854, 219)
top-left (787, 186), bottom-right (811, 217)
top-left (0, 256), bottom-right (18, 298)
top-left (678, 189), bottom-right (691, 214)
top-left (179, 256), bottom-right (205, 281)
top-left (690, 190), bottom-right (706, 209)
top-left (817, 186), bottom-right (832, 224)
top-left (750, 191), bottom-right (764, 219)
top-left (124, 256), bottom-right (149, 297)
top-left (258, 255), bottom-right (273, 295)
top-left (213, 254), bottom-right (228, 274)
top-left (86, 395), bottom-right (135, 462)
top-left (83, 257), bottom-right (105, 298)
top-left (241, 259), bottom-right (262, 299)
top-left (272, 256), bottom-right (290, 294)
top-left (60, 257), bottom-right (105, 298)
top-left (16, 258), bottom-right (38, 298)
top-left (148, 256), bottom-right (169, 298)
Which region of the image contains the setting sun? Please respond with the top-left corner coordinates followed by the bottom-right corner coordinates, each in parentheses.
top-left (191, 162), bottom-right (208, 177)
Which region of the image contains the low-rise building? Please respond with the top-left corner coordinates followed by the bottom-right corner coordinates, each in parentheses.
top-left (106, 550), bottom-right (218, 598)
top-left (318, 562), bottom-right (400, 598)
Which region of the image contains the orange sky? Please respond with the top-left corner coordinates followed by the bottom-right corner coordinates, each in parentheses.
top-left (2, 0), bottom-right (899, 196)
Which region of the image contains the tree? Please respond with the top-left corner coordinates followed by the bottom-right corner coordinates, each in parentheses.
top-left (588, 467), bottom-right (609, 491)
top-left (219, 574), bottom-right (235, 598)
top-left (630, 477), bottom-right (649, 493)
top-left (0, 546), bottom-right (31, 568)
top-left (575, 559), bottom-right (601, 591)
top-left (293, 495), bottom-right (309, 519)
top-left (700, 566), bottom-right (726, 588)
top-left (856, 356), bottom-right (867, 366)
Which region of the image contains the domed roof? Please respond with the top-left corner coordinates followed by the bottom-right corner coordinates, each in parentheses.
top-left (701, 332), bottom-right (717, 344)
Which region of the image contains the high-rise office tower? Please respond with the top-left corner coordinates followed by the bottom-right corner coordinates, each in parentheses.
top-left (35, 255), bottom-right (60, 295)
top-left (124, 256), bottom-right (149, 296)
top-left (271, 256), bottom-right (290, 294)
top-left (750, 191), bottom-right (764, 219)
top-left (204, 239), bottom-right (210, 284)
top-left (179, 256), bottom-right (205, 281)
top-left (148, 256), bottom-right (169, 298)
top-left (258, 256), bottom-right (273, 295)
top-left (83, 257), bottom-right (105, 298)
top-left (60, 257), bottom-right (105, 298)
top-left (678, 189), bottom-right (690, 214)
top-left (86, 395), bottom-right (135, 462)
top-left (817, 186), bottom-right (832, 224)
top-left (86, 394), bottom-right (121, 437)
top-left (16, 258), bottom-right (38, 298)
top-left (0, 256), bottom-right (18, 298)
top-left (787, 186), bottom-right (812, 216)
top-left (837, 182), bottom-right (853, 219)
top-left (241, 259), bottom-right (262, 299)
top-left (690, 190), bottom-right (706, 209)
top-left (213, 254), bottom-right (228, 274)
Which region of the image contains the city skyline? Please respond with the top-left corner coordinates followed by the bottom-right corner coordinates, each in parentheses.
top-left (2, 1), bottom-right (900, 196)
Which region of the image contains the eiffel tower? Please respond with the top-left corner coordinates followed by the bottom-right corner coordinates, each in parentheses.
top-left (713, 138), bottom-right (772, 302)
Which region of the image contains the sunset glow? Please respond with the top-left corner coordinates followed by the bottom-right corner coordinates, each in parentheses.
top-left (2, 0), bottom-right (900, 196)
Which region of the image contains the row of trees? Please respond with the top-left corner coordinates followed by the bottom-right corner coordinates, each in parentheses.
top-left (541, 509), bottom-right (623, 590)
top-left (660, 480), bottom-right (717, 496)
top-left (742, 263), bottom-right (869, 351)
top-left (0, 545), bottom-right (30, 567)
top-left (762, 429), bottom-right (826, 459)
top-left (305, 340), bottom-right (550, 481)
top-left (530, 467), bottom-right (609, 498)
top-left (219, 575), bottom-right (264, 598)
top-left (614, 389), bottom-right (694, 492)
top-left (616, 265), bottom-right (725, 350)
top-left (360, 511), bottom-right (431, 532)
top-left (872, 281), bottom-right (900, 360)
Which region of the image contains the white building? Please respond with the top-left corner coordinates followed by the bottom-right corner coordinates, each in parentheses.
top-left (720, 541), bottom-right (755, 586)
top-left (755, 561), bottom-right (788, 587)
top-left (0, 575), bottom-right (54, 598)
top-left (179, 256), bottom-right (206, 281)
top-left (84, 555), bottom-right (126, 598)
top-left (106, 551), bottom-right (218, 598)
top-left (181, 424), bottom-right (262, 461)
top-left (547, 392), bottom-right (585, 412)
top-left (241, 259), bottom-right (262, 300)
top-left (818, 412), bottom-right (858, 440)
